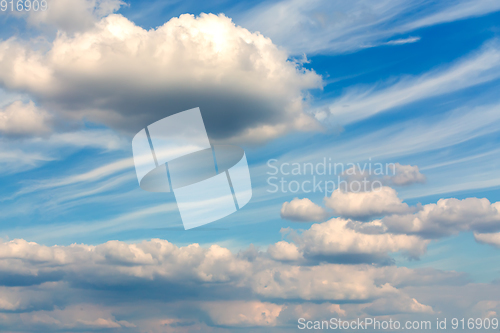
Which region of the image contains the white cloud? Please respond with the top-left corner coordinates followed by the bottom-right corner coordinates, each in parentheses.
top-left (388, 163), bottom-right (426, 186)
top-left (383, 197), bottom-right (500, 238)
top-left (268, 241), bottom-right (303, 261)
top-left (474, 232), bottom-right (500, 248)
top-left (320, 184), bottom-right (500, 240)
top-left (0, 13), bottom-right (322, 144)
top-left (325, 187), bottom-right (413, 220)
top-left (384, 36), bottom-right (421, 45)
top-left (0, 100), bottom-right (51, 137)
top-left (251, 263), bottom-right (400, 301)
top-left (279, 188), bottom-right (500, 249)
top-left (296, 218), bottom-right (428, 260)
top-left (280, 197), bottom-right (328, 222)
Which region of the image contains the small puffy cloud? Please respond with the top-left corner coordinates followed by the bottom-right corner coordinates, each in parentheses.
top-left (296, 218), bottom-right (428, 261)
top-left (383, 198), bottom-right (500, 238)
top-left (387, 163), bottom-right (426, 186)
top-left (268, 241), bottom-right (303, 261)
top-left (0, 13), bottom-right (323, 144)
top-left (342, 163), bottom-right (425, 187)
top-left (325, 187), bottom-right (413, 220)
top-left (280, 198), bottom-right (328, 222)
top-left (474, 232), bottom-right (500, 248)
top-left (203, 301), bottom-right (284, 327)
top-left (0, 101), bottom-right (51, 137)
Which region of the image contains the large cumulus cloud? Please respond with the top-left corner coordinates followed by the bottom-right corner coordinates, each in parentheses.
top-left (0, 13), bottom-right (323, 143)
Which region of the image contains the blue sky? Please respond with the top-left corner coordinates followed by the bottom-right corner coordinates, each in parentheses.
top-left (1, 0), bottom-right (500, 331)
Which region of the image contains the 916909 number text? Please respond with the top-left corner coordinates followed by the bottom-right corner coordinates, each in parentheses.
top-left (1, 0), bottom-right (48, 11)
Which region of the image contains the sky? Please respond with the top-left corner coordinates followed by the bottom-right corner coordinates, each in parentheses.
top-left (1, 0), bottom-right (500, 331)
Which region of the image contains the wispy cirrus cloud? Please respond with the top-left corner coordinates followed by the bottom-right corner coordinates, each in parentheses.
top-left (8, 157), bottom-right (133, 199)
top-left (315, 41), bottom-right (500, 125)
top-left (0, 149), bottom-right (54, 174)
top-left (0, 128), bottom-right (129, 175)
top-left (401, 0), bottom-right (500, 32)
top-left (237, 0), bottom-right (500, 54)
top-left (305, 101), bottom-right (500, 170)
top-left (383, 36), bottom-right (421, 45)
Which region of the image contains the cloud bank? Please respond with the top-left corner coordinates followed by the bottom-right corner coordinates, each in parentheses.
top-left (0, 236), bottom-right (478, 331)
